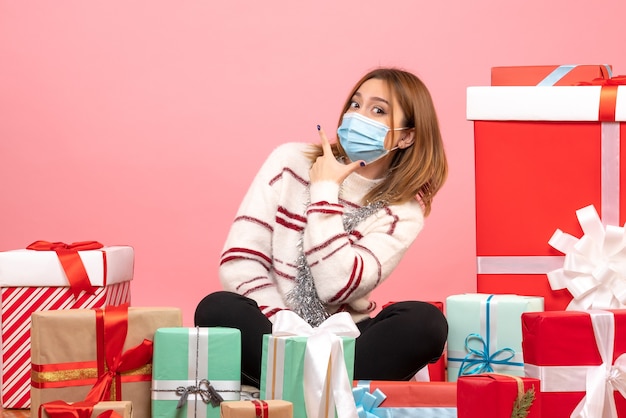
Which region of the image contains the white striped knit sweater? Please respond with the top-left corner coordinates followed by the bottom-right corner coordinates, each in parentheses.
top-left (219, 142), bottom-right (425, 324)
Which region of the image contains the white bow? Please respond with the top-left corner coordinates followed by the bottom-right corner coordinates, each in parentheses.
top-left (547, 205), bottom-right (626, 310)
top-left (273, 310), bottom-right (360, 418)
top-left (570, 311), bottom-right (626, 418)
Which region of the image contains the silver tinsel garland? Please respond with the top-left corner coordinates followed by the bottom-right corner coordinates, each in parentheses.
top-left (285, 200), bottom-right (385, 326)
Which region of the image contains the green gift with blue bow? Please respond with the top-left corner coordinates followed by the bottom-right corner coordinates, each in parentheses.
top-left (446, 293), bottom-right (544, 382)
top-left (151, 327), bottom-right (241, 418)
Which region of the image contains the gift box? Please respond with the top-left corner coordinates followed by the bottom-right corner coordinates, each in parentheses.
top-left (151, 327), bottom-right (241, 418)
top-left (467, 76), bottom-right (626, 310)
top-left (260, 311), bottom-right (358, 418)
top-left (354, 380), bottom-right (457, 417)
top-left (457, 373), bottom-right (540, 418)
top-left (30, 305), bottom-right (182, 418)
top-left (491, 64), bottom-right (612, 86)
top-left (220, 400), bottom-right (293, 418)
top-left (522, 309), bottom-right (626, 417)
top-left (39, 401), bottom-right (133, 418)
top-left (0, 242), bottom-right (133, 408)
top-left (446, 294), bottom-right (543, 382)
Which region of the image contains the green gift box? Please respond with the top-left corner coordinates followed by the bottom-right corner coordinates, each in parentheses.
top-left (151, 327), bottom-right (241, 418)
top-left (446, 293), bottom-right (544, 382)
top-left (260, 311), bottom-right (358, 418)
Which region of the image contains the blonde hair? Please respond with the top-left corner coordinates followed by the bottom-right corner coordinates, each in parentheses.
top-left (311, 67), bottom-right (448, 216)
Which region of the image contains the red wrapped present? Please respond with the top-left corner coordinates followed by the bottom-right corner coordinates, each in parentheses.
top-left (522, 310), bottom-right (626, 417)
top-left (0, 242), bottom-right (133, 408)
top-left (30, 305), bottom-right (182, 418)
top-left (457, 373), bottom-right (541, 418)
top-left (354, 380), bottom-right (457, 416)
top-left (467, 73), bottom-right (626, 310)
top-left (491, 64), bottom-right (612, 86)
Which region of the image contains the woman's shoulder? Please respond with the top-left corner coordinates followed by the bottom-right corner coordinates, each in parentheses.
top-left (388, 199), bottom-right (426, 230)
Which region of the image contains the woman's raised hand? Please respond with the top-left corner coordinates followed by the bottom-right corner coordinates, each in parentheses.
top-left (309, 126), bottom-right (364, 185)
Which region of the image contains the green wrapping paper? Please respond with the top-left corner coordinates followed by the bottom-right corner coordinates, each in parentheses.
top-left (446, 293), bottom-right (544, 381)
top-left (260, 335), bottom-right (355, 418)
top-left (151, 327), bottom-right (241, 418)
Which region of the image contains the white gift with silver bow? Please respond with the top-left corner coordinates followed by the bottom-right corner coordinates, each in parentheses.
top-left (547, 205), bottom-right (626, 310)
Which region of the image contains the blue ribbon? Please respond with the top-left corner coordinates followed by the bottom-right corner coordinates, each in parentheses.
top-left (456, 333), bottom-right (522, 376)
top-left (372, 407), bottom-right (457, 418)
top-left (353, 386), bottom-right (387, 418)
top-left (537, 64), bottom-right (613, 86)
top-left (450, 295), bottom-right (523, 378)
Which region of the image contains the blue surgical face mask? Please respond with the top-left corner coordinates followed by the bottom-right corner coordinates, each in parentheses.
top-left (337, 112), bottom-right (406, 164)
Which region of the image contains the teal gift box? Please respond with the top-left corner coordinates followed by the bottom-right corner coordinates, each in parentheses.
top-left (260, 311), bottom-right (358, 418)
top-left (151, 327), bottom-right (241, 418)
top-left (446, 293), bottom-right (543, 382)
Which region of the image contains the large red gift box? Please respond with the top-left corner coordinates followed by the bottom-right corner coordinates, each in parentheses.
top-left (491, 64), bottom-right (612, 86)
top-left (0, 242), bottom-right (133, 408)
top-left (467, 75), bottom-right (626, 310)
top-left (522, 310), bottom-right (626, 417)
top-left (457, 373), bottom-right (541, 418)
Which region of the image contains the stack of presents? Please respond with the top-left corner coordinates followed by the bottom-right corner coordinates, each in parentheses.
top-left (1, 64), bottom-right (626, 417)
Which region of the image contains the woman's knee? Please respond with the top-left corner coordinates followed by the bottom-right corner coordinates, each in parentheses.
top-left (194, 291), bottom-right (257, 326)
top-left (383, 301), bottom-right (448, 344)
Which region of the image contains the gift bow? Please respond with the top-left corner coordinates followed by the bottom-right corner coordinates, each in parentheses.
top-left (175, 379), bottom-right (223, 408)
top-left (40, 400), bottom-right (124, 418)
top-left (84, 304), bottom-right (154, 403)
top-left (458, 333), bottom-right (521, 376)
top-left (352, 387), bottom-right (386, 418)
top-left (27, 240), bottom-right (104, 298)
top-left (571, 311), bottom-right (626, 418)
top-left (576, 76), bottom-right (626, 121)
top-left (272, 310), bottom-right (360, 418)
top-left (547, 205), bottom-right (626, 310)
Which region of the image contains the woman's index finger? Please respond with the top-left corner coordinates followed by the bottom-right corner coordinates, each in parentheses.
top-left (317, 125), bottom-right (333, 154)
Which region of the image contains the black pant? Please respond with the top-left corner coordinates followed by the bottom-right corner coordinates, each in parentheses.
top-left (194, 291), bottom-right (447, 387)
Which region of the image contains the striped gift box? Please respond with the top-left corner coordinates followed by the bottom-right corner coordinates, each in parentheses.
top-left (0, 245), bottom-right (134, 408)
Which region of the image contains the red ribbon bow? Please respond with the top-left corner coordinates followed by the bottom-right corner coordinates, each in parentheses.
top-left (252, 400), bottom-right (270, 418)
top-left (40, 400), bottom-right (123, 418)
top-left (26, 240), bottom-right (105, 299)
top-left (83, 304), bottom-right (154, 403)
top-left (577, 75), bottom-right (626, 121)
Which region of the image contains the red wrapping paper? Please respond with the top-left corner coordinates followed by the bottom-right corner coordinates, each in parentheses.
top-left (457, 373), bottom-right (540, 418)
top-left (491, 64), bottom-right (612, 86)
top-left (353, 381), bottom-right (456, 407)
top-left (522, 310), bottom-right (626, 417)
top-left (474, 120), bottom-right (626, 310)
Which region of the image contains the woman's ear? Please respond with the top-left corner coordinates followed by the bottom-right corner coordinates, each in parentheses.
top-left (399, 129), bottom-right (416, 149)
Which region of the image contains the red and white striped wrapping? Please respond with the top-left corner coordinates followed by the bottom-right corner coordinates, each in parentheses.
top-left (0, 245), bottom-right (133, 409)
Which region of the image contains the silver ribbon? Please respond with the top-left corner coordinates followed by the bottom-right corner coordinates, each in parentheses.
top-left (175, 378), bottom-right (223, 409)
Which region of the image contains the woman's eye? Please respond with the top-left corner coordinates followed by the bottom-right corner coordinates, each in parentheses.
top-left (373, 107), bottom-right (386, 115)
top-left (349, 101), bottom-right (360, 109)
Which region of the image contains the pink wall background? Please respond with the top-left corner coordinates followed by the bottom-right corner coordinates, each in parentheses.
top-left (1, 1), bottom-right (625, 325)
